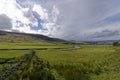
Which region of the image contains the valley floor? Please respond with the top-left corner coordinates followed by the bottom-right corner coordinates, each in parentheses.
top-left (0, 44), bottom-right (120, 80)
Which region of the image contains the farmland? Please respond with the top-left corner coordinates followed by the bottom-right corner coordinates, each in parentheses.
top-left (0, 42), bottom-right (120, 80)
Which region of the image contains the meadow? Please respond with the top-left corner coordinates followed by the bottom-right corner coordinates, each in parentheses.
top-left (36, 45), bottom-right (120, 80)
top-left (0, 42), bottom-right (72, 50)
top-left (0, 42), bottom-right (120, 80)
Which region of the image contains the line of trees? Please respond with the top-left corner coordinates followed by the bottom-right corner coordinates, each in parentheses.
top-left (113, 42), bottom-right (120, 46)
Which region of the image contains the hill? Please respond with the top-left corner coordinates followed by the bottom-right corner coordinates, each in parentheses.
top-left (0, 30), bottom-right (67, 43)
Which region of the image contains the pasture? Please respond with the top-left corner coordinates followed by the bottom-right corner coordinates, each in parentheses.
top-left (0, 43), bottom-right (120, 80)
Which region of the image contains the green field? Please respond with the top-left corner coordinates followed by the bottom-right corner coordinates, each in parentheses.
top-left (36, 45), bottom-right (120, 80)
top-left (0, 42), bottom-right (73, 49)
top-left (0, 43), bottom-right (120, 80)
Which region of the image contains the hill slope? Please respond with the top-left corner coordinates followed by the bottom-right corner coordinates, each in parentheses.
top-left (0, 30), bottom-right (67, 43)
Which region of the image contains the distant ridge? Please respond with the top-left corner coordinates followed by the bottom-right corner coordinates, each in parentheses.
top-left (0, 30), bottom-right (68, 43)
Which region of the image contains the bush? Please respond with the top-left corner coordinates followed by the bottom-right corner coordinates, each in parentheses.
top-left (113, 42), bottom-right (120, 46)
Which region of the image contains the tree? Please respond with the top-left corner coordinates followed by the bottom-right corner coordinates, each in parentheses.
top-left (113, 42), bottom-right (119, 46)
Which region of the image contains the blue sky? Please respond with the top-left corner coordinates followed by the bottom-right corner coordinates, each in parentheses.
top-left (29, 12), bottom-right (43, 31)
top-left (0, 0), bottom-right (120, 41)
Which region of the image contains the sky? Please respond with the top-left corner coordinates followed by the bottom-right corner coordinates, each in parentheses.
top-left (0, 0), bottom-right (120, 41)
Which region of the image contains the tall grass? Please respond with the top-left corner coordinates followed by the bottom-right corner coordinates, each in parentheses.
top-left (36, 45), bottom-right (120, 80)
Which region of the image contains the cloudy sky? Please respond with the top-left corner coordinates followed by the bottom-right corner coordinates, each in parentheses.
top-left (0, 0), bottom-right (120, 41)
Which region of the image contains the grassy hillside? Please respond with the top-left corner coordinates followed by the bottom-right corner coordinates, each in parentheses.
top-left (0, 30), bottom-right (67, 43)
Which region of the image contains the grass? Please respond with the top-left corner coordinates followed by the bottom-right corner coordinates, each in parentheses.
top-left (0, 50), bottom-right (28, 74)
top-left (5, 52), bottom-right (63, 80)
top-left (36, 45), bottom-right (114, 65)
top-left (0, 64), bottom-right (13, 74)
top-left (36, 45), bottom-right (120, 80)
top-left (0, 33), bottom-right (73, 49)
top-left (0, 50), bottom-right (29, 58)
top-left (0, 30), bottom-right (119, 79)
top-left (0, 34), bottom-right (43, 43)
top-left (0, 43), bottom-right (120, 80)
top-left (0, 42), bottom-right (72, 49)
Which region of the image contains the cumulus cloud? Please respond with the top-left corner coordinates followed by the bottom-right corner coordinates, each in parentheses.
top-left (51, 0), bottom-right (120, 40)
top-left (32, 4), bottom-right (48, 21)
top-left (0, 0), bottom-right (59, 35)
top-left (19, 0), bottom-right (120, 40)
top-left (0, 14), bottom-right (12, 30)
top-left (0, 0), bottom-right (38, 30)
top-left (23, 10), bottom-right (37, 25)
top-left (0, 0), bottom-right (120, 41)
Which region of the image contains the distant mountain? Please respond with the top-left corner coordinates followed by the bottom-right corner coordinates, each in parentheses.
top-left (0, 30), bottom-right (68, 43)
top-left (86, 40), bottom-right (120, 44)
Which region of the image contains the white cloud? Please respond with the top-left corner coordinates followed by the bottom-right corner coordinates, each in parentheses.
top-left (23, 9), bottom-right (37, 25)
top-left (1, 0), bottom-right (120, 41)
top-left (50, 0), bottom-right (120, 40)
top-left (0, 0), bottom-right (38, 31)
top-left (82, 22), bottom-right (120, 41)
top-left (51, 6), bottom-right (59, 23)
top-left (0, 14), bottom-right (12, 30)
top-left (32, 4), bottom-right (48, 20)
